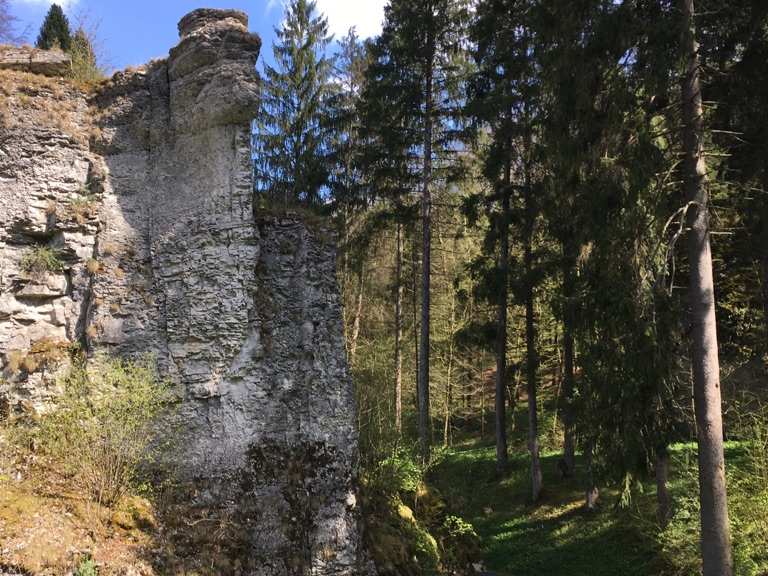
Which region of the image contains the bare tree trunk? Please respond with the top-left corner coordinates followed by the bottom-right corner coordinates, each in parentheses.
top-left (348, 265), bottom-right (365, 364)
top-left (681, 1), bottom-right (733, 573)
top-left (418, 41), bottom-right (435, 462)
top-left (395, 222), bottom-right (404, 435)
top-left (561, 247), bottom-right (576, 476)
top-left (585, 439), bottom-right (599, 510)
top-left (762, 251), bottom-right (768, 352)
top-left (444, 270), bottom-right (456, 447)
top-left (444, 326), bottom-right (454, 447)
top-left (524, 138), bottom-right (542, 502)
top-left (656, 444), bottom-right (672, 527)
top-left (412, 227), bottom-right (420, 413)
top-left (495, 160), bottom-right (511, 473)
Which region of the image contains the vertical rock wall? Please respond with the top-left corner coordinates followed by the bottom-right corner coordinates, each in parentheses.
top-left (0, 10), bottom-right (362, 574)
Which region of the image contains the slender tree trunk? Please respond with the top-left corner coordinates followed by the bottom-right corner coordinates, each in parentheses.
top-left (418, 42), bottom-right (435, 462)
top-left (762, 251), bottom-right (768, 352)
top-left (348, 265), bottom-right (365, 364)
top-left (395, 222), bottom-right (404, 435)
top-left (444, 267), bottom-right (456, 447)
top-left (495, 160), bottom-right (511, 473)
top-left (585, 439), bottom-right (599, 510)
top-left (444, 322), bottom-right (454, 447)
top-left (680, 1), bottom-right (733, 573)
top-left (561, 247), bottom-right (577, 476)
top-left (524, 140), bottom-right (542, 502)
top-left (656, 444), bottom-right (672, 527)
top-left (412, 227), bottom-right (420, 411)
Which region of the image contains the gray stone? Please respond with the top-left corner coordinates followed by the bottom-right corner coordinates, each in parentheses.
top-left (0, 9), bottom-right (364, 575)
top-left (0, 46), bottom-right (71, 76)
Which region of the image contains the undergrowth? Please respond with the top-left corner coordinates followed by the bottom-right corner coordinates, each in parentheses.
top-left (35, 354), bottom-right (176, 507)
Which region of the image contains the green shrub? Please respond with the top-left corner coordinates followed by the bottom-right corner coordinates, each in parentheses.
top-left (68, 28), bottom-right (105, 86)
top-left (74, 556), bottom-right (98, 576)
top-left (21, 246), bottom-right (63, 276)
top-left (38, 354), bottom-right (175, 506)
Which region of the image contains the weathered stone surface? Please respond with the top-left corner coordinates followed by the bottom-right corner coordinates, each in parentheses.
top-left (0, 45), bottom-right (71, 76)
top-left (1, 9), bottom-right (363, 575)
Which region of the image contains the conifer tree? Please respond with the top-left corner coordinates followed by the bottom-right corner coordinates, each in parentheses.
top-left (369, 0), bottom-right (468, 461)
top-left (35, 3), bottom-right (71, 51)
top-left (253, 0), bottom-right (334, 207)
top-left (680, 0), bottom-right (733, 573)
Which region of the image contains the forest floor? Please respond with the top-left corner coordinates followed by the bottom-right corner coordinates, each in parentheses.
top-left (427, 441), bottom-right (767, 576)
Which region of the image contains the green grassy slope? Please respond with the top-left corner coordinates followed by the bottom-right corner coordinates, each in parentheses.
top-left (427, 442), bottom-right (767, 576)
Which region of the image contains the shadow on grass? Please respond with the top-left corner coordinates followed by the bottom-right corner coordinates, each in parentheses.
top-left (428, 447), bottom-right (667, 576)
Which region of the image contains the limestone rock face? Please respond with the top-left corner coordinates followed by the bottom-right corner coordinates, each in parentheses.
top-left (0, 45), bottom-right (72, 76)
top-left (0, 9), bottom-right (362, 574)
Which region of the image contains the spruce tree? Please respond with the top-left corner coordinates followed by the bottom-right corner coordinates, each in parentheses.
top-left (35, 3), bottom-right (71, 51)
top-left (370, 0), bottom-right (468, 461)
top-left (253, 0), bottom-right (334, 208)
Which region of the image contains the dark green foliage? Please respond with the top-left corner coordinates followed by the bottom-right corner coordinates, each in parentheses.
top-left (253, 0), bottom-right (334, 208)
top-left (35, 3), bottom-right (71, 51)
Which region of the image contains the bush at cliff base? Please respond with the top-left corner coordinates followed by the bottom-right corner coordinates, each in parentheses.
top-left (36, 354), bottom-right (176, 507)
top-left (361, 446), bottom-right (480, 575)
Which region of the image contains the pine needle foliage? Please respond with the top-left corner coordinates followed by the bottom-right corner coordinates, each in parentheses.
top-left (253, 0), bottom-right (335, 209)
top-left (35, 3), bottom-right (71, 51)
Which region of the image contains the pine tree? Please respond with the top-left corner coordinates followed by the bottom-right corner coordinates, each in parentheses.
top-left (680, 0), bottom-right (733, 573)
top-left (370, 0), bottom-right (468, 461)
top-left (35, 3), bottom-right (71, 51)
top-left (253, 0), bottom-right (334, 208)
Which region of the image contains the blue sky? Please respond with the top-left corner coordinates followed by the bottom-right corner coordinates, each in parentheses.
top-left (10, 0), bottom-right (386, 72)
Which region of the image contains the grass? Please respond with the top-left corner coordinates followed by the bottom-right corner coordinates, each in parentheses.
top-left (429, 445), bottom-right (661, 576)
top-left (426, 440), bottom-right (767, 576)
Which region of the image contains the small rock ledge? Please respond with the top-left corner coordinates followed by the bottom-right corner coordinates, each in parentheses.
top-left (0, 45), bottom-right (71, 77)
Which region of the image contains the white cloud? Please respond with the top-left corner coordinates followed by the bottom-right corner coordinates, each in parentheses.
top-left (315, 0), bottom-right (385, 38)
top-left (14, 0), bottom-right (80, 8)
top-left (267, 0), bottom-right (386, 39)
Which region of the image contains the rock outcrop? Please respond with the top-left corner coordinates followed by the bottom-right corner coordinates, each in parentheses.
top-left (0, 9), bottom-right (362, 574)
top-left (0, 45), bottom-right (71, 77)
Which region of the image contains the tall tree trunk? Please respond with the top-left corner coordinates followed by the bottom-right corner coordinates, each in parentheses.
top-left (585, 438), bottom-right (599, 510)
top-left (524, 138), bottom-right (542, 502)
top-left (561, 245), bottom-right (576, 477)
top-left (762, 250), bottom-right (768, 352)
top-left (441, 231), bottom-right (456, 448)
top-left (418, 41), bottom-right (435, 462)
top-left (412, 225), bottom-right (420, 411)
top-left (681, 1), bottom-right (733, 573)
top-left (495, 160), bottom-right (511, 473)
top-left (348, 265), bottom-right (365, 364)
top-left (395, 222), bottom-right (404, 435)
top-left (656, 444), bottom-right (672, 527)
top-left (444, 301), bottom-right (455, 447)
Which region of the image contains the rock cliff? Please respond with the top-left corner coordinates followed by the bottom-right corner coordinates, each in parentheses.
top-left (0, 9), bottom-right (362, 574)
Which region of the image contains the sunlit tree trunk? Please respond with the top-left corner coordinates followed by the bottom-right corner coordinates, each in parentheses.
top-left (418, 35), bottom-right (435, 462)
top-left (394, 222), bottom-right (404, 435)
top-left (495, 158), bottom-right (511, 473)
top-left (680, 1), bottom-right (733, 573)
top-left (348, 265), bottom-right (365, 364)
top-left (561, 245), bottom-right (577, 476)
top-left (524, 131), bottom-right (542, 502)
